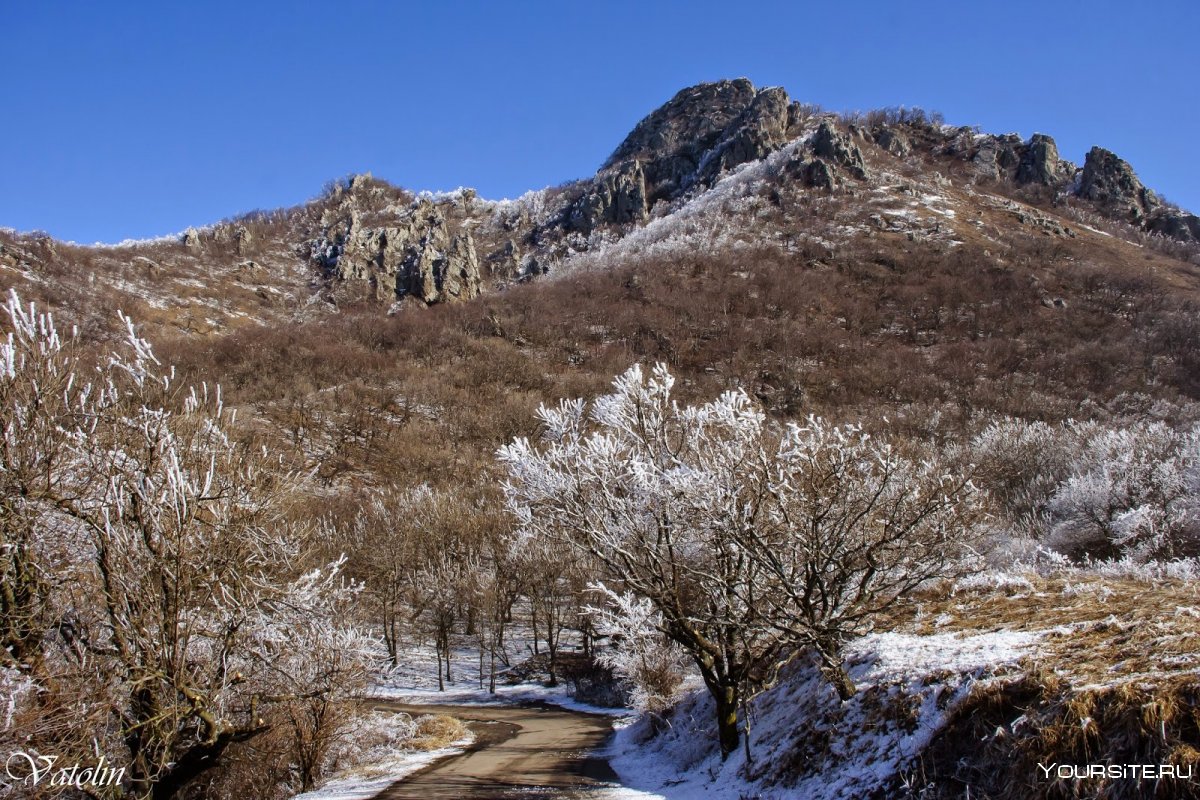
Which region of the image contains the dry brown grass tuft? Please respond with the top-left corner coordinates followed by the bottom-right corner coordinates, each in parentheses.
top-left (409, 714), bottom-right (469, 750)
top-left (870, 572), bottom-right (1200, 797)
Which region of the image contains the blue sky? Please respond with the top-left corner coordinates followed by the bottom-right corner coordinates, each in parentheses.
top-left (2, 1), bottom-right (1197, 243)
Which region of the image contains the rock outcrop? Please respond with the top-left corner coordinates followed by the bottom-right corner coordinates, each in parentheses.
top-left (603, 79), bottom-right (760, 204)
top-left (1017, 133), bottom-right (1074, 186)
top-left (956, 132), bottom-right (1076, 188)
top-left (875, 127), bottom-right (911, 156)
top-left (798, 157), bottom-right (836, 190)
top-left (317, 193), bottom-right (480, 305)
top-left (1147, 208), bottom-right (1200, 244)
top-left (562, 80), bottom-right (813, 235)
top-left (697, 87), bottom-right (793, 182)
top-left (566, 160), bottom-right (649, 234)
top-left (1076, 147), bottom-right (1160, 223)
top-left (812, 121), bottom-right (868, 180)
top-left (488, 239), bottom-right (524, 279)
top-left (971, 134), bottom-right (1022, 181)
top-left (234, 226), bottom-right (253, 255)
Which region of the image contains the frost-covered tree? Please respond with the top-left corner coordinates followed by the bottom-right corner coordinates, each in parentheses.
top-left (969, 418), bottom-right (1091, 535)
top-left (740, 415), bottom-right (985, 699)
top-left (0, 292), bottom-right (373, 799)
top-left (970, 416), bottom-right (1200, 562)
top-left (498, 364), bottom-right (983, 758)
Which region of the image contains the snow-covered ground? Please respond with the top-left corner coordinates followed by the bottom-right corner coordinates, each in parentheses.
top-left (290, 743), bottom-right (470, 800)
top-left (604, 630), bottom-right (1040, 800)
top-left (304, 561), bottom-right (1199, 800)
top-left (361, 628), bottom-right (1042, 799)
top-left (368, 632), bottom-right (629, 717)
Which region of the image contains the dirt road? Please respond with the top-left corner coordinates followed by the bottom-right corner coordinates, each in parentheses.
top-left (372, 702), bottom-right (622, 799)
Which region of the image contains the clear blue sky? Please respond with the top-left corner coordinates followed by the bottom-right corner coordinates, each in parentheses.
top-left (2, 1), bottom-right (1197, 243)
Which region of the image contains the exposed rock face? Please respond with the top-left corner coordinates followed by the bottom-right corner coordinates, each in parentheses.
top-left (875, 127), bottom-right (911, 156)
top-left (318, 195), bottom-right (480, 304)
top-left (782, 148), bottom-right (838, 190)
top-left (182, 227), bottom-right (201, 250)
top-left (566, 160), bottom-right (649, 234)
top-left (971, 134), bottom-right (1022, 180)
top-left (812, 121), bottom-right (868, 179)
top-left (1017, 133), bottom-right (1073, 186)
top-left (234, 226), bottom-right (253, 255)
top-left (1076, 147), bottom-right (1159, 222)
top-left (800, 158), bottom-right (836, 190)
top-left (698, 87), bottom-right (793, 182)
top-left (1147, 209), bottom-right (1200, 243)
top-left (603, 79), bottom-right (760, 203)
top-left (487, 239), bottom-right (524, 279)
top-left (434, 229), bottom-right (481, 301)
top-left (563, 80), bottom-right (808, 234)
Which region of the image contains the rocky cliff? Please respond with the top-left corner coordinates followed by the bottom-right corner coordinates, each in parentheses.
top-left (313, 176), bottom-right (481, 305)
top-left (284, 79), bottom-right (1200, 310)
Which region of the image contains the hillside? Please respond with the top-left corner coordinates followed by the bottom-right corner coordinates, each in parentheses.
top-left (2, 79), bottom-right (1199, 800)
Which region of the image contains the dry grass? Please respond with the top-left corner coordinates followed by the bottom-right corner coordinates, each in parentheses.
top-left (904, 574), bottom-right (1200, 688)
top-left (872, 572), bottom-right (1200, 798)
top-left (409, 714), bottom-right (470, 751)
top-left (908, 670), bottom-right (1200, 799)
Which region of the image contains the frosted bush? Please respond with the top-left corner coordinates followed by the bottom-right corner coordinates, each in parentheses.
top-left (1046, 421), bottom-right (1199, 561)
top-left (588, 585), bottom-right (686, 714)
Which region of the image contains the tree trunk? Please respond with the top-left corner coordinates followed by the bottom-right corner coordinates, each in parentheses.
top-left (713, 684), bottom-right (740, 760)
top-left (531, 606), bottom-right (540, 656)
top-left (382, 612), bottom-right (398, 667)
top-left (818, 644), bottom-right (856, 701)
top-left (488, 644), bottom-right (497, 694)
top-left (436, 632), bottom-right (446, 692)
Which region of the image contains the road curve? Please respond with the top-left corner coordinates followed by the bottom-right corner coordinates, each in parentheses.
top-left (371, 701), bottom-right (621, 799)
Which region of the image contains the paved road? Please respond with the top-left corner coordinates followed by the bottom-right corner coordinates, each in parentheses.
top-left (372, 702), bottom-right (622, 799)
